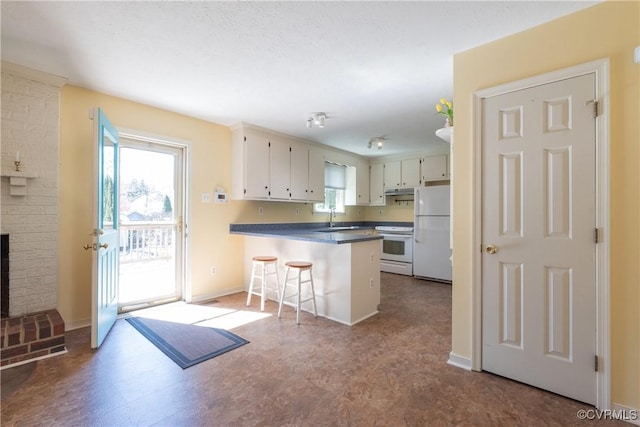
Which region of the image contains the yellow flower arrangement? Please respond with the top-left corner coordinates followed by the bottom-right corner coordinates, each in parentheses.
top-left (435, 98), bottom-right (453, 126)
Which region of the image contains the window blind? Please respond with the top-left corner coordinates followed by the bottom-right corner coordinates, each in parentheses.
top-left (324, 163), bottom-right (346, 189)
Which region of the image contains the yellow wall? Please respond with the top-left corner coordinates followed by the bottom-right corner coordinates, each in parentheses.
top-left (59, 86), bottom-right (245, 327)
top-left (452, 1), bottom-right (639, 408)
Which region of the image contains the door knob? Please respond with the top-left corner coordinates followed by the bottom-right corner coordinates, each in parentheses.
top-left (485, 244), bottom-right (498, 254)
top-left (99, 243), bottom-right (109, 249)
top-left (83, 244), bottom-right (93, 251)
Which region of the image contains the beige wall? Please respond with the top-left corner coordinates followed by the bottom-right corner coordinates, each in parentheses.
top-left (452, 1), bottom-right (639, 408)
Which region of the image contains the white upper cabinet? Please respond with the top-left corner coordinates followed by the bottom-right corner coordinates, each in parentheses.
top-left (345, 160), bottom-right (370, 206)
top-left (383, 160), bottom-right (401, 189)
top-left (238, 129), bottom-right (270, 199)
top-left (290, 143), bottom-right (309, 201)
top-left (401, 158), bottom-right (421, 187)
top-left (232, 125), bottom-right (325, 202)
top-left (369, 163), bottom-right (385, 206)
top-left (421, 154), bottom-right (449, 181)
top-left (384, 158), bottom-right (421, 188)
top-left (307, 147), bottom-right (325, 202)
top-left (269, 137), bottom-right (291, 200)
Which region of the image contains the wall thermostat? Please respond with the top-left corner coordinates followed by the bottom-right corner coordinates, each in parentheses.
top-left (214, 187), bottom-right (227, 204)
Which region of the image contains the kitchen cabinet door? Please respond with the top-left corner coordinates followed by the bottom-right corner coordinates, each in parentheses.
top-left (269, 138), bottom-right (291, 200)
top-left (369, 163), bottom-right (385, 205)
top-left (244, 132), bottom-right (270, 199)
top-left (421, 155), bottom-right (448, 181)
top-left (290, 144), bottom-right (309, 201)
top-left (355, 161), bottom-right (370, 205)
top-left (401, 158), bottom-right (421, 187)
top-left (383, 160), bottom-right (401, 189)
top-left (345, 161), bottom-right (370, 206)
top-left (307, 147), bottom-right (325, 202)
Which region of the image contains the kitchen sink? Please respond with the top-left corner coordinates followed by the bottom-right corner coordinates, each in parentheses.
top-left (313, 226), bottom-right (377, 235)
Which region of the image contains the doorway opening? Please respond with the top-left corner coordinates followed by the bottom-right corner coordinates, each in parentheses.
top-left (118, 138), bottom-right (186, 312)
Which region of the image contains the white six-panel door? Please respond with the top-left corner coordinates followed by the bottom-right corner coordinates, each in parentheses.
top-left (481, 73), bottom-right (597, 404)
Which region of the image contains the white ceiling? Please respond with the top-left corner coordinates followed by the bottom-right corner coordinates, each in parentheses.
top-left (1, 1), bottom-right (599, 158)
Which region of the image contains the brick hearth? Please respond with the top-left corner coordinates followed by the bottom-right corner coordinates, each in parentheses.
top-left (1, 309), bottom-right (66, 367)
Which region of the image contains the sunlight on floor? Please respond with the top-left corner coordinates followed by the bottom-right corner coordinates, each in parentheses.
top-left (129, 301), bottom-right (271, 330)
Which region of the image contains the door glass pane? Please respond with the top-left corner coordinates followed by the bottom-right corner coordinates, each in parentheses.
top-left (119, 146), bottom-right (178, 307)
top-left (102, 131), bottom-right (116, 230)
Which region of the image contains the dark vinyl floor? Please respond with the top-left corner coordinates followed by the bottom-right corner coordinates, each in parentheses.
top-left (1, 273), bottom-right (622, 426)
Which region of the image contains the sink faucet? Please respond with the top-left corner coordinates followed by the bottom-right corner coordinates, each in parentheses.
top-left (329, 207), bottom-right (336, 228)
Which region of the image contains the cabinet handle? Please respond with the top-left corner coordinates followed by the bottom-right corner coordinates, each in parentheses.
top-left (264, 186), bottom-right (268, 189)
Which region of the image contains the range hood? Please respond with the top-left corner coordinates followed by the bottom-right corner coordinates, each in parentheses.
top-left (384, 187), bottom-right (415, 196)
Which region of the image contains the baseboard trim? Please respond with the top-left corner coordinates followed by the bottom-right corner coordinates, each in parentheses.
top-left (447, 352), bottom-right (472, 370)
top-left (65, 318), bottom-right (91, 331)
top-left (610, 403), bottom-right (640, 425)
top-left (190, 287), bottom-right (244, 304)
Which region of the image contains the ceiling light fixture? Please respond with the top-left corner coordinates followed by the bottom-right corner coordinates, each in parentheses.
top-left (368, 137), bottom-right (386, 150)
top-left (307, 112), bottom-right (327, 129)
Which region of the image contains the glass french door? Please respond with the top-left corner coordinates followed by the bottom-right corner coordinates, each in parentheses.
top-left (117, 138), bottom-right (186, 311)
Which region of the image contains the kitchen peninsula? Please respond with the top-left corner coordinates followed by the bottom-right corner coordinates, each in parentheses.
top-left (230, 223), bottom-right (382, 325)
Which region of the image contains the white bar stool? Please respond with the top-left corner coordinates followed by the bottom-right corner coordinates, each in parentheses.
top-left (246, 256), bottom-right (280, 312)
top-left (277, 261), bottom-right (318, 324)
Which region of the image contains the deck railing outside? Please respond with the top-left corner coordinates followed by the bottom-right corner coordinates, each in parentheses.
top-left (119, 222), bottom-right (175, 263)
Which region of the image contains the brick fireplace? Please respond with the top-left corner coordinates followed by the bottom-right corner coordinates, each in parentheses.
top-left (1, 62), bottom-right (67, 367)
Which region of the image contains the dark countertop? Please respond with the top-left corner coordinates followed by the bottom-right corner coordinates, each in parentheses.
top-left (229, 222), bottom-right (411, 245)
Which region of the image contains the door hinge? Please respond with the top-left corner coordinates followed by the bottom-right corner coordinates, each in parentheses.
top-left (594, 227), bottom-right (600, 244)
top-left (594, 355), bottom-right (599, 372)
top-left (587, 100), bottom-right (599, 118)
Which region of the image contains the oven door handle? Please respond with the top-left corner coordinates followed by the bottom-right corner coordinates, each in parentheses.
top-left (379, 234), bottom-right (413, 239)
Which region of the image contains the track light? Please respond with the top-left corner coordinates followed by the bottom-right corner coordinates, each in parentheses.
top-left (307, 112), bottom-right (327, 129)
top-left (368, 136), bottom-right (386, 150)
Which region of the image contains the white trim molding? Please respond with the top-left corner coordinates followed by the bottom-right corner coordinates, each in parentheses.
top-left (447, 352), bottom-right (472, 370)
top-left (470, 58), bottom-right (610, 409)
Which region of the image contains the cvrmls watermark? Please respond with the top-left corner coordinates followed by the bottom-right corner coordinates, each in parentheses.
top-left (577, 408), bottom-right (638, 421)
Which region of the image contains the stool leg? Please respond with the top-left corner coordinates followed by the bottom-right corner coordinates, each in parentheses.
top-left (296, 269), bottom-right (302, 325)
top-left (246, 261), bottom-right (257, 306)
top-left (273, 263), bottom-right (281, 303)
top-left (260, 262), bottom-right (266, 312)
top-left (308, 268), bottom-right (318, 318)
top-left (277, 266), bottom-right (290, 318)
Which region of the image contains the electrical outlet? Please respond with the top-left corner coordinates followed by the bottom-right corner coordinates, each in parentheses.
top-left (295, 208), bottom-right (300, 215)
top-left (258, 207), bottom-right (263, 215)
top-left (210, 266), bottom-right (216, 276)
top-left (201, 192), bottom-right (211, 203)
top-left (370, 252), bottom-right (374, 263)
top-left (369, 278), bottom-right (374, 288)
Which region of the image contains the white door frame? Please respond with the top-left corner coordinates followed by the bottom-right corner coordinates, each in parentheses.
top-left (470, 58), bottom-right (610, 409)
top-left (117, 128), bottom-right (192, 304)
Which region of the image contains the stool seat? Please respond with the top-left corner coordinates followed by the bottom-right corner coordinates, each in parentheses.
top-left (254, 256), bottom-right (278, 262)
top-left (285, 261), bottom-right (312, 269)
top-left (246, 256), bottom-right (280, 312)
top-left (278, 260), bottom-right (317, 324)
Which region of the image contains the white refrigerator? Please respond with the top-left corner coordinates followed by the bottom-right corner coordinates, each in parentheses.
top-left (413, 185), bottom-right (452, 281)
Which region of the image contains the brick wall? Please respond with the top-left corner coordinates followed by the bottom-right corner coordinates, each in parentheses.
top-left (0, 62), bottom-right (66, 317)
